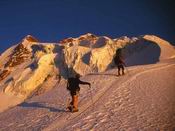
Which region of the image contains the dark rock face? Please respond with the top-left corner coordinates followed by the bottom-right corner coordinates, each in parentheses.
top-left (0, 70), bottom-right (11, 82)
top-left (5, 43), bottom-right (31, 68)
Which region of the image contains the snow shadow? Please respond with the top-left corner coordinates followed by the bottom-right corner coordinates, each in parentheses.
top-left (82, 51), bottom-right (91, 65)
top-left (123, 39), bottom-right (161, 66)
top-left (79, 40), bottom-right (91, 47)
top-left (92, 37), bottom-right (107, 48)
top-left (4, 77), bottom-right (13, 84)
top-left (25, 62), bottom-right (38, 71)
top-left (31, 44), bottom-right (46, 56)
top-left (19, 102), bottom-right (66, 112)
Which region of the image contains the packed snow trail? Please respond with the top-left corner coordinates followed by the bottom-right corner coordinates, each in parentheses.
top-left (0, 61), bottom-right (174, 131)
top-left (61, 62), bottom-right (175, 131)
top-left (47, 64), bottom-right (175, 130)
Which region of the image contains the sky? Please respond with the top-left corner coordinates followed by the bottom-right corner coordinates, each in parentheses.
top-left (0, 0), bottom-right (175, 53)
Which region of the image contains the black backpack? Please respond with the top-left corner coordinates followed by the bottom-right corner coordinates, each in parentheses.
top-left (67, 78), bottom-right (79, 91)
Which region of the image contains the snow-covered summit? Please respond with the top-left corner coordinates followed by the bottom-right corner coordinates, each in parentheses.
top-left (22, 35), bottom-right (39, 43)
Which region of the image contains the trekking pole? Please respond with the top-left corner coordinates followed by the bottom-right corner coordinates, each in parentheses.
top-left (89, 85), bottom-right (95, 111)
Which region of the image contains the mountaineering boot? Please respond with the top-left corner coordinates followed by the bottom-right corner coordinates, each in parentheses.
top-left (67, 99), bottom-right (73, 111)
top-left (72, 108), bottom-right (79, 112)
top-left (72, 95), bottom-right (79, 112)
top-left (67, 103), bottom-right (73, 111)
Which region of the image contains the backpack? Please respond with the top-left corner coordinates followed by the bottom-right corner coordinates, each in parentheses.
top-left (67, 78), bottom-right (79, 91)
top-left (114, 55), bottom-right (123, 65)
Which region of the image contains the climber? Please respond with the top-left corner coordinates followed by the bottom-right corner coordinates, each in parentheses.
top-left (67, 74), bottom-right (91, 112)
top-left (114, 49), bottom-right (126, 76)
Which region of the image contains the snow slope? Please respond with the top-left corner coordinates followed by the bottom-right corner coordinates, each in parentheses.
top-left (0, 59), bottom-right (175, 130)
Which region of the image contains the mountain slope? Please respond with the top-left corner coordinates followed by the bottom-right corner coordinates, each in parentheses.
top-left (0, 33), bottom-right (175, 113)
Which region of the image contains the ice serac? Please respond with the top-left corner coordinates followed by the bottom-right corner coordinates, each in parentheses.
top-left (0, 35), bottom-right (59, 99)
top-left (0, 33), bottom-right (175, 112)
top-left (4, 53), bottom-right (56, 98)
top-left (63, 34), bottom-right (123, 75)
